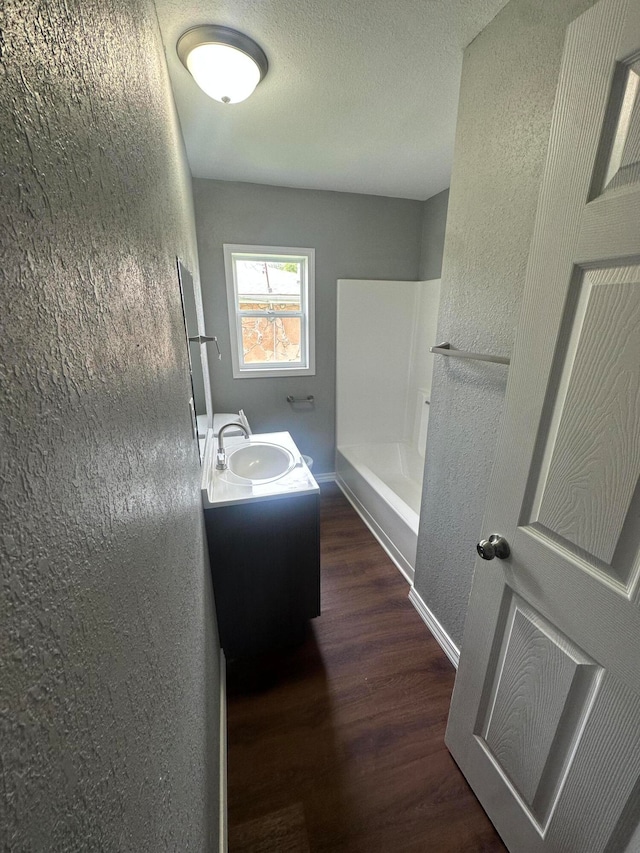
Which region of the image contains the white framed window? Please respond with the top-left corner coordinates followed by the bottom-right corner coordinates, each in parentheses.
top-left (223, 244), bottom-right (315, 378)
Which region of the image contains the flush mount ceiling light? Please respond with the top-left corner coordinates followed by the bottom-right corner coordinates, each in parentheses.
top-left (177, 25), bottom-right (268, 105)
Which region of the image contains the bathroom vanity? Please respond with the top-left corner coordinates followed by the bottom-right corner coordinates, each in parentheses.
top-left (201, 431), bottom-right (320, 659)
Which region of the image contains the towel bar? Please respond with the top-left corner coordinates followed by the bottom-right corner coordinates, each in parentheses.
top-left (430, 342), bottom-right (510, 365)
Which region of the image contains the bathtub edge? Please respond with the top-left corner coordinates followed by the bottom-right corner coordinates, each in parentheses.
top-left (336, 472), bottom-right (415, 585)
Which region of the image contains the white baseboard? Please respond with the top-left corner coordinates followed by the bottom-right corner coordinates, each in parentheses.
top-left (408, 587), bottom-right (460, 669)
top-left (314, 471), bottom-right (335, 484)
top-left (219, 649), bottom-right (227, 853)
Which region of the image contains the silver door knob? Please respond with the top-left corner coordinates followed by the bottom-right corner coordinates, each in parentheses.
top-left (477, 534), bottom-right (510, 560)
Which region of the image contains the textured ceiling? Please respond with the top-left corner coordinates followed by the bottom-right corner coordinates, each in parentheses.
top-left (154, 0), bottom-right (509, 200)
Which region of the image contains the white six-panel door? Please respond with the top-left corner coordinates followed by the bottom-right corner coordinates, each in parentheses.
top-left (445, 0), bottom-right (640, 850)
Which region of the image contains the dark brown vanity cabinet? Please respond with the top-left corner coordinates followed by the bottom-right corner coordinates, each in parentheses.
top-left (204, 493), bottom-right (320, 659)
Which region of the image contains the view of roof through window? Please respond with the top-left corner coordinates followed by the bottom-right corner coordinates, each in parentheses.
top-left (236, 260), bottom-right (301, 306)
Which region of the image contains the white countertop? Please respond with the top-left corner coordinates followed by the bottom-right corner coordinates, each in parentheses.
top-left (201, 430), bottom-right (319, 509)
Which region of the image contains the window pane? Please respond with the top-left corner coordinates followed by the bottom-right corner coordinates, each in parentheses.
top-left (224, 244), bottom-right (314, 377)
top-left (241, 316), bottom-right (302, 365)
top-left (235, 259), bottom-right (302, 312)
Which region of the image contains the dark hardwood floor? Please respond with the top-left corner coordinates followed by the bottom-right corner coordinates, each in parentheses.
top-left (226, 483), bottom-right (507, 853)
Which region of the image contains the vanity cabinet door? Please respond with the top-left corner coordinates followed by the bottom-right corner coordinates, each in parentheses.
top-left (204, 494), bottom-right (320, 659)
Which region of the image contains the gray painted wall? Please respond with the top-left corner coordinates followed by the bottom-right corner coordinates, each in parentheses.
top-left (193, 180), bottom-right (424, 473)
top-left (419, 189), bottom-right (450, 280)
top-left (1, 1), bottom-right (220, 849)
top-left (414, 0), bottom-right (597, 649)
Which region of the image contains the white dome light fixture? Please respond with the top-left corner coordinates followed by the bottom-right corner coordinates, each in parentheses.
top-left (177, 26), bottom-right (268, 105)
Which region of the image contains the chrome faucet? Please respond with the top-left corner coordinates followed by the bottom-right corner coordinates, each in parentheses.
top-left (216, 422), bottom-right (250, 470)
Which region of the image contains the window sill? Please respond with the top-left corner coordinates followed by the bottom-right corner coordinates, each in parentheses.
top-left (232, 365), bottom-right (316, 379)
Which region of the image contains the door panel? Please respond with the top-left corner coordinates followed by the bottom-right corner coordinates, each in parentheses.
top-left (529, 266), bottom-right (640, 573)
top-left (596, 58), bottom-right (640, 196)
top-left (445, 1), bottom-right (640, 850)
top-left (476, 593), bottom-right (601, 828)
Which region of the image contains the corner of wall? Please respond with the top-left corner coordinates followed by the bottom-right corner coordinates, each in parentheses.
top-left (418, 189), bottom-right (450, 281)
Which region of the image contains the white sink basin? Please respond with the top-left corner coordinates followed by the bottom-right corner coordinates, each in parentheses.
top-left (226, 442), bottom-right (295, 482)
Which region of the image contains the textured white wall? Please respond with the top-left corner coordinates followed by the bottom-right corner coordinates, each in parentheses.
top-left (414, 0), bottom-right (598, 649)
top-left (1, 0), bottom-right (220, 849)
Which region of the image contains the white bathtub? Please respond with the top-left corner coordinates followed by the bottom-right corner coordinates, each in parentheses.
top-left (336, 441), bottom-right (424, 583)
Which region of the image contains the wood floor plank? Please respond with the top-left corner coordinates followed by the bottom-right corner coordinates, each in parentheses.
top-left (233, 803), bottom-right (310, 853)
top-left (226, 483), bottom-right (506, 852)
